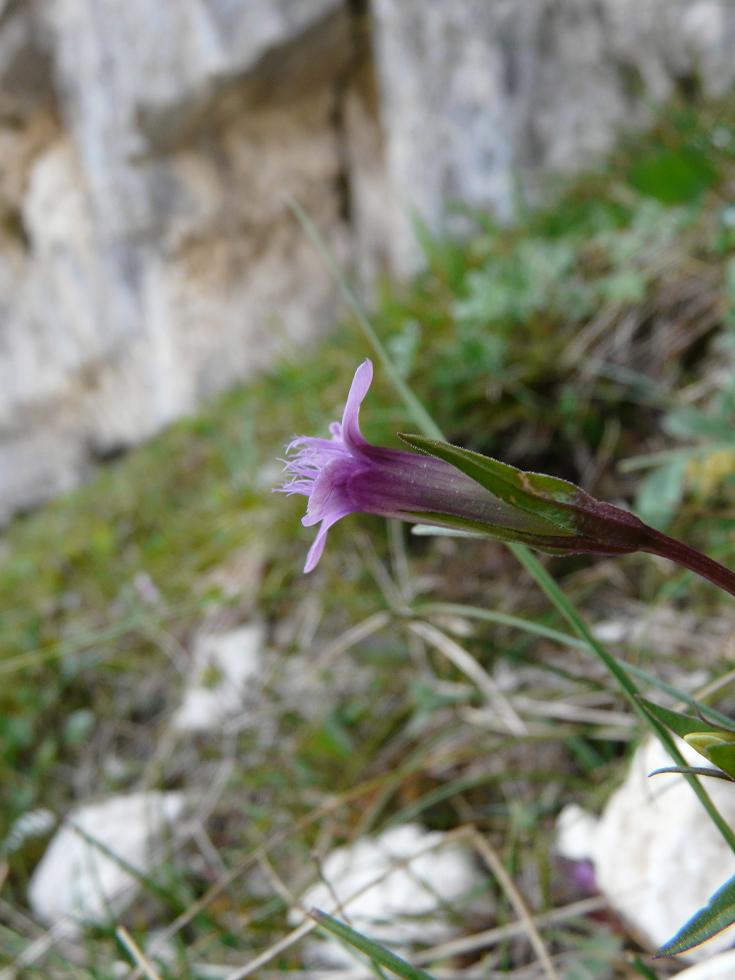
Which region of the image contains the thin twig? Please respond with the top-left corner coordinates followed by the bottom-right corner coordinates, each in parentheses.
top-left (411, 896), bottom-right (607, 966)
top-left (508, 695), bottom-right (634, 728)
top-left (223, 920), bottom-right (315, 980)
top-left (116, 926), bottom-right (163, 980)
top-left (388, 519), bottom-right (415, 601)
top-left (314, 611), bottom-right (392, 668)
top-left (408, 621), bottom-right (526, 735)
top-left (256, 851), bottom-right (300, 909)
top-left (465, 829), bottom-right (560, 980)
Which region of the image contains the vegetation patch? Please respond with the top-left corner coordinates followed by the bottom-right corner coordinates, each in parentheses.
top-left (4, 100), bottom-right (735, 975)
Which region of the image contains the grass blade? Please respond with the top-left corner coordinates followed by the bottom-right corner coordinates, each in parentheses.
top-left (288, 198), bottom-right (443, 440)
top-left (509, 543), bottom-right (735, 855)
top-left (656, 873), bottom-right (735, 957)
top-left (310, 909), bottom-right (437, 980)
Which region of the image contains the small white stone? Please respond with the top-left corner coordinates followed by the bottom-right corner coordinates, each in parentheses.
top-left (172, 623), bottom-right (263, 733)
top-left (28, 791), bottom-right (186, 930)
top-left (555, 803), bottom-right (598, 863)
top-left (592, 620), bottom-right (628, 644)
top-left (674, 948), bottom-right (735, 979)
top-left (557, 738), bottom-right (735, 960)
top-left (290, 823), bottom-right (487, 967)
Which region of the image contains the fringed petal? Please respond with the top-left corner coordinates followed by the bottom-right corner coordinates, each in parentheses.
top-left (340, 359), bottom-right (373, 448)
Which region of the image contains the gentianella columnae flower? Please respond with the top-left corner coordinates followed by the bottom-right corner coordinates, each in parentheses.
top-left (278, 359), bottom-right (653, 573)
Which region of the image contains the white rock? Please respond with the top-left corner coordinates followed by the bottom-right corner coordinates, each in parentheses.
top-left (0, 0), bottom-right (353, 523)
top-left (290, 823), bottom-right (486, 967)
top-left (555, 803), bottom-right (598, 863)
top-left (556, 738), bottom-right (735, 959)
top-left (674, 948), bottom-right (735, 978)
top-left (371, 0), bottom-right (735, 275)
top-left (28, 791), bottom-right (186, 929)
top-left (173, 623), bottom-right (264, 733)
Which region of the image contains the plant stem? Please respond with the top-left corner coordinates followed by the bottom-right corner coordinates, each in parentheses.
top-left (643, 528), bottom-right (735, 599)
top-left (510, 542), bottom-right (735, 857)
top-left (288, 198), bottom-right (443, 441)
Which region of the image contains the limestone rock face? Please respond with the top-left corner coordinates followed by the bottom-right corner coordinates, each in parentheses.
top-left (371, 0), bottom-right (735, 274)
top-left (3, 0), bottom-right (735, 519)
top-left (0, 0), bottom-right (362, 522)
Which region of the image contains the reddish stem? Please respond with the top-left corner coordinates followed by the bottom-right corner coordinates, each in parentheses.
top-left (642, 528), bottom-right (735, 600)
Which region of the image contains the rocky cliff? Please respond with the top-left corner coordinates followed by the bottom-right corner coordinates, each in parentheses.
top-left (1, 0), bottom-right (734, 521)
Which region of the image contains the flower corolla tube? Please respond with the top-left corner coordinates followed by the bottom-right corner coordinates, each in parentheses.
top-left (278, 359), bottom-right (652, 573)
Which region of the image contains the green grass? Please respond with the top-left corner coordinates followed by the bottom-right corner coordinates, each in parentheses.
top-left (4, 98), bottom-right (735, 975)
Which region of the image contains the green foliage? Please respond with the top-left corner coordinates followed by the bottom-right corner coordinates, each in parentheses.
top-left (657, 874), bottom-right (735, 958)
top-left (400, 432), bottom-right (654, 556)
top-left (635, 458), bottom-right (687, 529)
top-left (627, 255), bottom-right (735, 532)
top-left (424, 202), bottom-right (688, 425)
top-left (628, 144), bottom-right (717, 203)
top-left (639, 697), bottom-right (735, 781)
top-left (625, 102), bottom-right (732, 201)
top-left (630, 388), bottom-right (735, 531)
top-left (638, 697), bottom-right (725, 740)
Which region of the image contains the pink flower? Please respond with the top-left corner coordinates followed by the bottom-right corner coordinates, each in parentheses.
top-left (278, 360), bottom-right (581, 572)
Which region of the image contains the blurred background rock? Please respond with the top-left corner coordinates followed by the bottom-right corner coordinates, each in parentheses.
top-left (3, 0), bottom-right (735, 522)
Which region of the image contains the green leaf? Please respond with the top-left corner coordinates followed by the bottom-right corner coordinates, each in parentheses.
top-left (628, 145), bottom-right (717, 205)
top-left (664, 407), bottom-right (735, 444)
top-left (637, 698), bottom-right (723, 739)
top-left (640, 699), bottom-right (735, 777)
top-left (635, 458), bottom-right (686, 529)
top-left (399, 433), bottom-right (649, 553)
top-left (310, 909), bottom-right (437, 980)
top-left (288, 199), bottom-right (444, 441)
top-left (399, 434), bottom-right (583, 534)
top-left (649, 765), bottom-right (735, 783)
top-left (631, 954), bottom-right (659, 979)
top-left (657, 874), bottom-right (735, 957)
top-left (402, 510), bottom-right (580, 553)
top-left (703, 742), bottom-right (735, 779)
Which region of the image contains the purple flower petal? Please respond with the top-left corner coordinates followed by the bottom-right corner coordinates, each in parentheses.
top-left (303, 507), bottom-right (351, 574)
top-left (340, 358), bottom-right (372, 447)
top-left (277, 359), bottom-right (612, 572)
